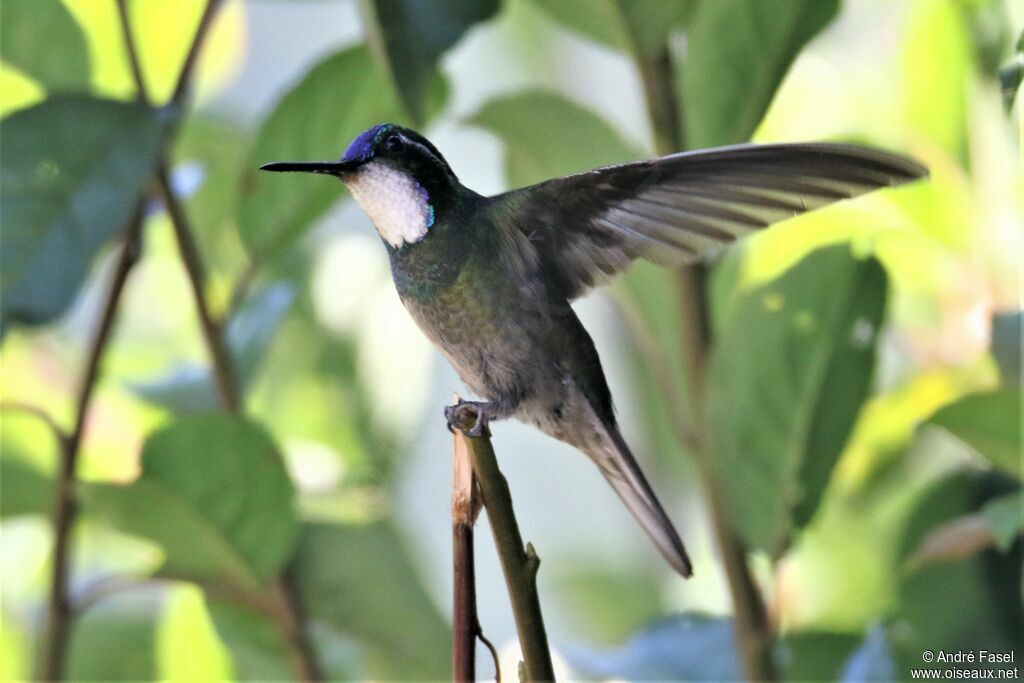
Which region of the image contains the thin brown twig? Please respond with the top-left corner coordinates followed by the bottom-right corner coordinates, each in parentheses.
top-left (38, 204), bottom-right (146, 681)
top-left (634, 36), bottom-right (778, 682)
top-left (452, 426), bottom-right (486, 682)
top-left (451, 409), bottom-right (555, 682)
top-left (0, 401), bottom-right (69, 445)
top-left (114, 3), bottom-right (322, 680)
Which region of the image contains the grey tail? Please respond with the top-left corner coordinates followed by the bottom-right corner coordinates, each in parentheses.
top-left (590, 422), bottom-right (693, 578)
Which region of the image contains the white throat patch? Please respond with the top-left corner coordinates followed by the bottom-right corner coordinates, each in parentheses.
top-left (344, 161), bottom-right (435, 248)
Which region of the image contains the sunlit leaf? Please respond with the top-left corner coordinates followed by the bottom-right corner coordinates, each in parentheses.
top-left (83, 414), bottom-right (297, 589)
top-left (468, 90), bottom-right (641, 188)
top-left (238, 47), bottom-right (402, 261)
top-left (157, 585), bottom-right (235, 682)
top-left (707, 245), bottom-right (888, 555)
top-left (293, 521), bottom-right (450, 679)
top-left (563, 614), bottom-right (741, 680)
top-left (0, 96), bottom-right (167, 332)
top-left (928, 389), bottom-right (1022, 475)
top-left (361, 0), bottom-right (496, 123)
top-left (681, 0), bottom-right (839, 148)
top-left (902, 0), bottom-right (971, 162)
top-left (0, 0), bottom-right (90, 91)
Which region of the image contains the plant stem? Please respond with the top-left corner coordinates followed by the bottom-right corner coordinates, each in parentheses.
top-left (635, 41), bottom-right (778, 682)
top-left (452, 431), bottom-right (480, 682)
top-left (38, 206), bottom-right (145, 681)
top-left (451, 413), bottom-right (555, 682)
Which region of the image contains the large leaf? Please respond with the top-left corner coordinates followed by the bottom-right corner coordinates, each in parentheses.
top-left (360, 0), bottom-right (498, 123)
top-left (67, 589), bottom-right (163, 681)
top-left (525, 0), bottom-right (695, 57)
top-left (238, 47), bottom-right (402, 262)
top-left (707, 245), bottom-right (889, 555)
top-left (680, 0), bottom-right (839, 148)
top-left (0, 0), bottom-right (90, 91)
top-left (468, 90), bottom-right (641, 188)
top-left (563, 614), bottom-right (741, 680)
top-left (293, 521), bottom-right (450, 679)
top-left (928, 389), bottom-right (1022, 476)
top-left (84, 414), bottom-right (297, 589)
top-left (0, 96), bottom-right (167, 331)
top-left (0, 455), bottom-right (52, 519)
top-left (130, 283), bottom-right (295, 412)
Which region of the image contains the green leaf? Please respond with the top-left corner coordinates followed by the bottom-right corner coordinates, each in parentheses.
top-left (981, 491), bottom-right (1023, 552)
top-left (84, 414), bottom-right (297, 589)
top-left (67, 590), bottom-right (162, 681)
top-left (526, 0), bottom-right (695, 57)
top-left (707, 245), bottom-right (889, 555)
top-left (130, 283), bottom-right (295, 412)
top-left (361, 0), bottom-right (498, 123)
top-left (0, 0), bottom-right (91, 91)
top-left (928, 389), bottom-right (1022, 475)
top-left (681, 0), bottom-right (839, 148)
top-left (468, 90), bottom-right (642, 188)
top-left (0, 455), bottom-right (52, 518)
top-left (293, 521), bottom-right (450, 679)
top-left (564, 614), bottom-right (741, 680)
top-left (206, 600), bottom-right (296, 682)
top-left (238, 47), bottom-right (402, 261)
top-left (0, 95), bottom-right (167, 331)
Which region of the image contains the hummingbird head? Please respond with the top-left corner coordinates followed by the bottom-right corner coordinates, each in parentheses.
top-left (260, 124), bottom-right (458, 249)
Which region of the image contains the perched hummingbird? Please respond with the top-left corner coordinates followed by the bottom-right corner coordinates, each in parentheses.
top-left (261, 125), bottom-right (926, 577)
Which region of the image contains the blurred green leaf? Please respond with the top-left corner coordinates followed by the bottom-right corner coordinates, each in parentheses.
top-left (681, 0), bottom-right (839, 148)
top-left (526, 0), bottom-right (695, 56)
top-left (0, 0), bottom-right (90, 91)
top-left (361, 0), bottom-right (497, 123)
top-left (556, 567), bottom-right (663, 644)
top-left (157, 585), bottom-right (235, 682)
top-left (708, 245), bottom-right (888, 555)
top-left (895, 472), bottom-right (1022, 667)
top-left (131, 283), bottom-right (295, 412)
top-left (0, 96), bottom-right (167, 331)
top-left (902, 0), bottom-right (971, 162)
top-left (206, 600), bottom-right (296, 682)
top-left (991, 311), bottom-right (1022, 388)
top-left (779, 631), bottom-right (862, 682)
top-left (469, 90), bottom-right (641, 187)
top-left (84, 414), bottom-right (297, 589)
top-left (238, 47), bottom-right (402, 261)
top-left (564, 614), bottom-right (741, 680)
top-left (67, 590), bottom-right (162, 681)
top-left (293, 521), bottom-right (450, 679)
top-left (0, 455), bottom-right (52, 518)
top-left (981, 490), bottom-right (1023, 552)
top-left (928, 389), bottom-right (1022, 475)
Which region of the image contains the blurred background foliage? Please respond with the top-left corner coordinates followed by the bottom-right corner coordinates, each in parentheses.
top-left (0, 0), bottom-right (1021, 680)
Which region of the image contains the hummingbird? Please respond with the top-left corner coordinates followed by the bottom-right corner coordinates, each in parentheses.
top-left (261, 124), bottom-right (926, 577)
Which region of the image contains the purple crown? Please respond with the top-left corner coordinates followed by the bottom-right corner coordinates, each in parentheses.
top-left (341, 124), bottom-right (392, 163)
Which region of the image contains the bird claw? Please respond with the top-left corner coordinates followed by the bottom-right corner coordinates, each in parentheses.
top-left (445, 400), bottom-right (490, 437)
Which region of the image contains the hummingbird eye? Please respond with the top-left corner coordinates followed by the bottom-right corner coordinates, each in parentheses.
top-left (383, 134), bottom-right (405, 153)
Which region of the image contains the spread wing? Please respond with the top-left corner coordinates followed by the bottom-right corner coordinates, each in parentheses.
top-left (488, 142), bottom-right (926, 299)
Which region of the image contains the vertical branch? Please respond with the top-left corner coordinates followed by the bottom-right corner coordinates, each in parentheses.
top-left (452, 430), bottom-right (480, 681)
top-left (635, 41), bottom-right (778, 682)
top-left (451, 411), bottom-right (554, 682)
top-left (39, 206), bottom-right (145, 681)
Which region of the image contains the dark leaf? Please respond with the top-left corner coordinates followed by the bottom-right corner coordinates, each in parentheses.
top-left (707, 245), bottom-right (888, 555)
top-left (0, 96), bottom-right (167, 331)
top-left (83, 414), bottom-right (297, 589)
top-left (67, 589), bottom-right (162, 681)
top-left (928, 389), bottom-right (1022, 475)
top-left (361, 0), bottom-right (498, 123)
top-left (681, 0), bottom-right (839, 148)
top-left (0, 0), bottom-right (90, 91)
top-left (238, 47), bottom-right (403, 261)
top-left (293, 521), bottom-right (450, 679)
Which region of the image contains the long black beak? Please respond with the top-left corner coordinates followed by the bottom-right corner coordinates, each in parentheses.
top-left (259, 159), bottom-right (360, 175)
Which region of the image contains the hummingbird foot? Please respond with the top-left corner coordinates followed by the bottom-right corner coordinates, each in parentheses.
top-left (445, 400), bottom-right (495, 437)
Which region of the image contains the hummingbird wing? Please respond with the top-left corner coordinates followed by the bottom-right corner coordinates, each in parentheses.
top-left (491, 142), bottom-right (926, 299)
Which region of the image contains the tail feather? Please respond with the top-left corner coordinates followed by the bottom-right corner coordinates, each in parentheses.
top-left (592, 423), bottom-right (693, 578)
